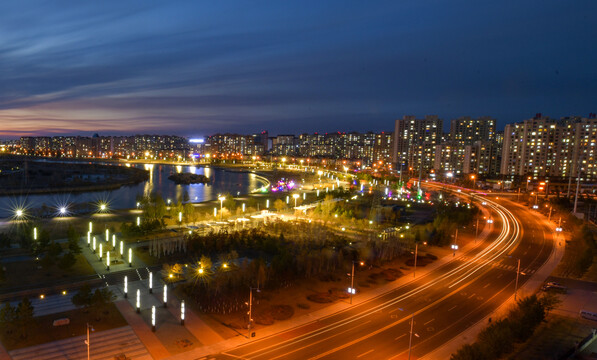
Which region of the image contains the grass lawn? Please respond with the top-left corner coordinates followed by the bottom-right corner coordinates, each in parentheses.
top-left (0, 302), bottom-right (127, 351)
top-left (0, 254), bottom-right (95, 289)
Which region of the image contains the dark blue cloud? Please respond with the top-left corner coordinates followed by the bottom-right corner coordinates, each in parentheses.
top-left (0, 0), bottom-right (596, 137)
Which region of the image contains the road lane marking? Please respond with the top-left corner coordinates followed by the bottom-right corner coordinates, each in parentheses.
top-left (497, 273), bottom-right (503, 278)
top-left (395, 334), bottom-right (406, 341)
top-left (447, 305), bottom-right (457, 312)
top-left (357, 349), bottom-right (375, 358)
top-left (424, 318), bottom-right (435, 325)
top-left (483, 283), bottom-right (490, 289)
top-left (468, 293), bottom-right (476, 299)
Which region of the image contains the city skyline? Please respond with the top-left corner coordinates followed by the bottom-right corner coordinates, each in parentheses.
top-left (2, 1), bottom-right (597, 138)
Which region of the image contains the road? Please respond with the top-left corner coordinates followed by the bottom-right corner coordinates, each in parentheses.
top-left (206, 194), bottom-right (555, 360)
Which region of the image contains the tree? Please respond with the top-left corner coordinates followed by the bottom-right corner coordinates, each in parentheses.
top-left (58, 252), bottom-right (77, 270)
top-left (16, 298), bottom-right (34, 339)
top-left (67, 225), bottom-right (82, 254)
top-left (274, 199), bottom-right (285, 212)
top-left (72, 283), bottom-right (93, 309)
top-left (184, 203), bottom-right (197, 224)
top-left (0, 302), bottom-right (16, 325)
top-left (91, 288), bottom-right (115, 320)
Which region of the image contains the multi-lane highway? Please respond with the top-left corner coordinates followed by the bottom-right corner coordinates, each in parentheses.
top-left (208, 191), bottom-right (556, 360)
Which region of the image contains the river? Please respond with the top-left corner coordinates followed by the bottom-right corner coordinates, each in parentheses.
top-left (0, 163), bottom-right (269, 218)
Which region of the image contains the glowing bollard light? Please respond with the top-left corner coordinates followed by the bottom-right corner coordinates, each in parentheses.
top-left (149, 272), bottom-right (153, 293)
top-left (136, 289), bottom-right (140, 313)
top-left (303, 192), bottom-right (306, 200)
top-left (119, 241), bottom-right (123, 255)
top-left (214, 207), bottom-right (217, 217)
top-left (326, 187), bottom-right (329, 193)
top-left (181, 300), bottom-right (185, 325)
top-left (99, 243), bottom-right (103, 260)
top-left (332, 185), bottom-right (335, 191)
top-left (89, 221), bottom-right (93, 233)
top-left (105, 229), bottom-right (109, 242)
top-left (87, 232), bottom-right (90, 247)
top-left (112, 234), bottom-right (116, 247)
top-left (151, 306), bottom-right (156, 332)
top-left (106, 251), bottom-right (110, 271)
top-left (128, 248), bottom-right (132, 267)
top-left (33, 227), bottom-right (37, 241)
top-left (178, 212), bottom-right (182, 223)
top-left (124, 276), bottom-right (128, 298)
top-left (242, 203), bottom-right (245, 212)
top-left (266, 199), bottom-right (269, 208)
top-left (136, 216), bottom-right (140, 226)
top-left (286, 196), bottom-right (289, 204)
top-left (92, 237), bottom-right (96, 252)
top-left (163, 285), bottom-right (168, 308)
top-left (317, 190), bottom-right (320, 196)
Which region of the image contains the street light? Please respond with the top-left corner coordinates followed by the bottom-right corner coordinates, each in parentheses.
top-left (151, 306), bottom-right (156, 332)
top-left (85, 323), bottom-right (94, 360)
top-left (181, 300), bottom-right (185, 326)
top-left (247, 287), bottom-right (260, 339)
top-left (219, 196), bottom-right (226, 221)
top-left (348, 261), bottom-right (364, 304)
top-left (136, 289), bottom-right (140, 313)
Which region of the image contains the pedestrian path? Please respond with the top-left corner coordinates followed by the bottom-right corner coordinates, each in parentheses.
top-left (8, 326), bottom-right (152, 360)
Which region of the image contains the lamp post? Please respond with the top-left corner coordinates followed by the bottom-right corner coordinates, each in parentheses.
top-left (136, 289), bottom-right (140, 313)
top-left (247, 287), bottom-right (260, 339)
top-left (219, 196), bottom-right (226, 221)
top-left (181, 300), bottom-right (185, 325)
top-left (151, 306), bottom-right (156, 332)
top-left (163, 285), bottom-right (168, 308)
top-left (85, 323), bottom-right (94, 360)
top-left (413, 243), bottom-right (418, 278)
top-left (514, 258), bottom-right (521, 301)
top-left (348, 261), bottom-right (364, 304)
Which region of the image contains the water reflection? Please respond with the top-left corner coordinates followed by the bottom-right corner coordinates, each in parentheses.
top-left (0, 164), bottom-right (267, 218)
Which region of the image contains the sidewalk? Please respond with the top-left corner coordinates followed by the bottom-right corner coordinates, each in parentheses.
top-left (422, 212), bottom-right (565, 359)
top-left (163, 208), bottom-right (495, 360)
top-left (115, 299), bottom-right (170, 359)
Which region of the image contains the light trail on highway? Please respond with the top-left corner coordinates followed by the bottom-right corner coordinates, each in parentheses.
top-left (215, 189), bottom-right (534, 360)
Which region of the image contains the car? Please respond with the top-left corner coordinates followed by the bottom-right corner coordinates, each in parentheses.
top-left (541, 284), bottom-right (567, 293)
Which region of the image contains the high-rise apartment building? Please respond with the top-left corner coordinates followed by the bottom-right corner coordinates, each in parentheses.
top-left (393, 115), bottom-right (443, 173)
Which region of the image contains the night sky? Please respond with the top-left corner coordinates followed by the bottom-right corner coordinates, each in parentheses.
top-left (1, 1), bottom-right (596, 138)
